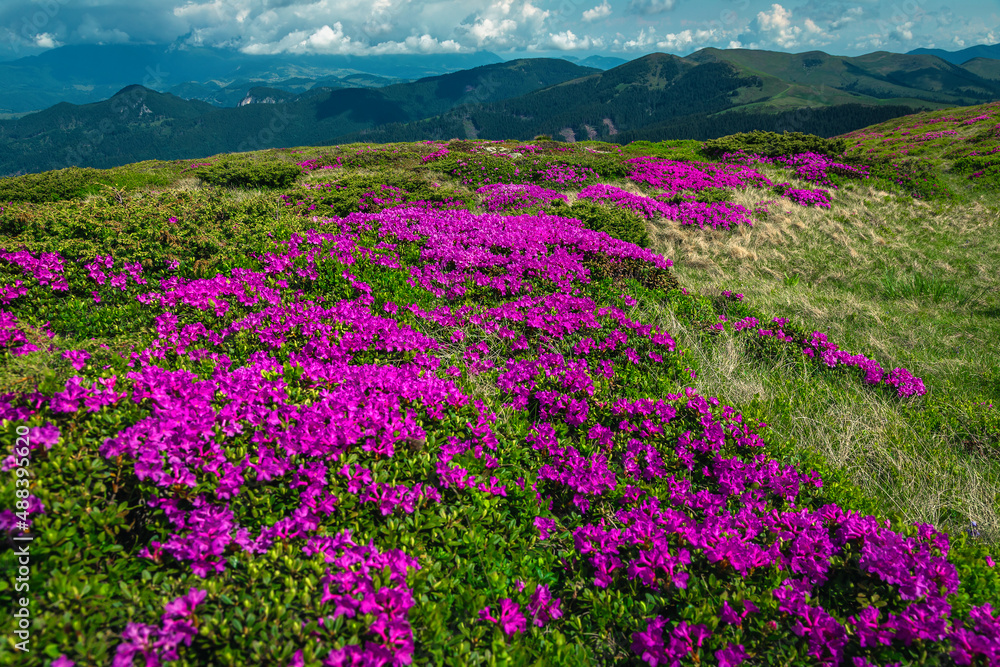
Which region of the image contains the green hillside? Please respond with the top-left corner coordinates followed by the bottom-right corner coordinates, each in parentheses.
top-left (686, 48), bottom-right (1000, 107)
top-left (330, 50), bottom-right (1000, 146)
top-left (840, 99), bottom-right (1000, 192)
top-left (337, 54), bottom-right (762, 143)
top-left (960, 58), bottom-right (1000, 81)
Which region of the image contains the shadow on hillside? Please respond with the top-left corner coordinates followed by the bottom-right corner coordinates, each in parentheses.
top-left (976, 305), bottom-right (1000, 318)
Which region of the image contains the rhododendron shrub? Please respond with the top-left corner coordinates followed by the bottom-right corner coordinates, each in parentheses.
top-left (577, 184), bottom-right (753, 230)
top-left (476, 183), bottom-right (567, 212)
top-left (626, 156), bottom-right (773, 194)
top-left (0, 145), bottom-right (995, 667)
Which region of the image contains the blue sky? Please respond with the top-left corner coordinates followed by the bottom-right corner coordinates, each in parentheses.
top-left (1, 0), bottom-right (998, 61)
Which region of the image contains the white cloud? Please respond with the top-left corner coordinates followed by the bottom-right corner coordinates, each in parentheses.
top-left (654, 28), bottom-right (719, 52)
top-left (306, 23), bottom-right (353, 51)
top-left (369, 34), bottom-right (465, 55)
top-left (241, 23), bottom-right (353, 54)
top-left (242, 22), bottom-right (468, 55)
top-left (547, 29), bottom-right (603, 50)
top-left (801, 17), bottom-right (832, 45)
top-left (755, 4), bottom-right (801, 48)
top-left (453, 0), bottom-right (554, 50)
top-left (627, 0), bottom-right (676, 17)
top-left (76, 15), bottom-right (131, 45)
top-left (34, 32), bottom-right (61, 48)
top-left (830, 7), bottom-right (863, 30)
top-left (582, 1), bottom-right (612, 22)
top-left (891, 21), bottom-right (914, 41)
top-left (854, 33), bottom-right (885, 50)
top-left (173, 0), bottom-right (233, 24)
top-left (520, 1), bottom-right (549, 24)
top-left (466, 17), bottom-right (518, 47)
top-left (757, 3), bottom-right (791, 31)
top-left (623, 27), bottom-right (657, 49)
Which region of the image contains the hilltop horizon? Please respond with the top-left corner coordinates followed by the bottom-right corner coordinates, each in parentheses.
top-left (5, 44), bottom-right (1000, 176)
top-left (3, 39), bottom-right (1000, 115)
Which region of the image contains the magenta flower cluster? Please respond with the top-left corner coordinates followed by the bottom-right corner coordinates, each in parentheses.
top-left (304, 530), bottom-right (420, 665)
top-left (577, 184), bottom-right (753, 230)
top-left (476, 183), bottom-right (567, 211)
top-left (535, 162), bottom-right (598, 186)
top-left (297, 158), bottom-right (342, 171)
top-left (421, 143), bottom-right (450, 163)
top-left (721, 152), bottom-right (869, 189)
top-left (775, 153), bottom-right (870, 188)
top-left (912, 130), bottom-right (960, 142)
top-left (112, 588), bottom-right (207, 667)
top-left (626, 156), bottom-right (773, 194)
top-left (962, 114), bottom-right (993, 125)
top-left (447, 157), bottom-right (597, 188)
top-left (773, 183), bottom-right (832, 208)
top-left (0, 249), bottom-right (68, 291)
top-left (479, 583), bottom-right (563, 636)
top-left (722, 314), bottom-right (926, 398)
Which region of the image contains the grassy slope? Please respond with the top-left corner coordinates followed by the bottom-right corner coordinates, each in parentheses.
top-left (687, 48), bottom-right (1000, 107)
top-left (842, 99), bottom-right (1000, 166)
top-left (635, 105), bottom-right (1000, 537)
top-left (650, 173), bottom-right (1000, 536)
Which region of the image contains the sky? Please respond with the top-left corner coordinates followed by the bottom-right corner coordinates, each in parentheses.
top-left (1, 0), bottom-right (998, 62)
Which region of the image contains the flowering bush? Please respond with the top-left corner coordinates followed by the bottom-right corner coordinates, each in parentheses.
top-left (442, 155), bottom-right (600, 189)
top-left (774, 153), bottom-right (870, 187)
top-left (577, 184), bottom-right (753, 230)
top-left (773, 182), bottom-right (832, 208)
top-left (702, 131), bottom-right (847, 159)
top-left (476, 183), bottom-right (567, 212)
top-left (421, 143), bottom-right (450, 163)
top-left (627, 156), bottom-right (773, 194)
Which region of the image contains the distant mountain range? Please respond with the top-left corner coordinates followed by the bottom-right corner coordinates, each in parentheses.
top-left (0, 58), bottom-right (598, 174)
top-left (563, 55), bottom-right (630, 70)
top-left (0, 44), bottom-right (507, 113)
top-left (909, 43), bottom-right (1000, 65)
top-left (324, 48), bottom-right (1000, 144)
top-left (2, 42), bottom-right (997, 114)
top-left (5, 46), bottom-right (1000, 175)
